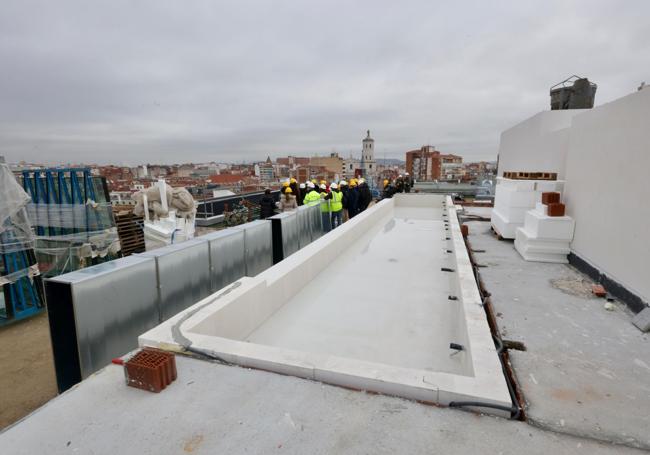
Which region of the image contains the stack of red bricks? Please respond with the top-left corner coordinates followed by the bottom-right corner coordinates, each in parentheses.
top-left (124, 347), bottom-right (177, 393)
top-left (541, 192), bottom-right (565, 217)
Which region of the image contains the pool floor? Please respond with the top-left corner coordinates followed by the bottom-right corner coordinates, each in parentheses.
top-left (246, 206), bottom-right (469, 375)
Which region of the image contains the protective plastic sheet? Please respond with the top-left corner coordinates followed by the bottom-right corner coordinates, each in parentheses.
top-left (0, 164), bottom-right (31, 230)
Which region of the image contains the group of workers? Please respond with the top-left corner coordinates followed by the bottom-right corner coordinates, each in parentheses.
top-left (381, 173), bottom-right (413, 199)
top-left (259, 177), bottom-right (373, 231)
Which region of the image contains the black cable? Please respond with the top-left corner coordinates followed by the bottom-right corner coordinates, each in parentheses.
top-left (453, 227), bottom-right (523, 419)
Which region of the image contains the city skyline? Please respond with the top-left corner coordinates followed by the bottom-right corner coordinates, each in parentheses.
top-left (2, 1), bottom-right (649, 165)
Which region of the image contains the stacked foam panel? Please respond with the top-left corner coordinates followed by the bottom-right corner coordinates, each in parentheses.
top-left (491, 178), bottom-right (565, 239)
top-left (514, 198), bottom-right (575, 264)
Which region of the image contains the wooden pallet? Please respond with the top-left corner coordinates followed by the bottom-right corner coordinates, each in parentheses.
top-left (503, 171), bottom-right (557, 181)
top-left (490, 224), bottom-right (505, 241)
top-left (114, 212), bottom-right (145, 256)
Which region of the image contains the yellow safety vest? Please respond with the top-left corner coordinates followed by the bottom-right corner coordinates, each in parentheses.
top-left (320, 192), bottom-right (331, 213)
top-left (303, 190), bottom-right (320, 206)
top-left (330, 190), bottom-right (343, 212)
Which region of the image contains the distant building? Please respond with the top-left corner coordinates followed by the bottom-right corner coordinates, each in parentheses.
top-left (310, 153), bottom-right (343, 178)
top-left (277, 156), bottom-right (310, 168)
top-left (360, 130), bottom-right (376, 178)
top-left (340, 130), bottom-right (377, 180)
top-left (258, 157), bottom-right (274, 182)
top-left (176, 164), bottom-right (196, 178)
top-left (405, 146), bottom-right (441, 181)
top-left (342, 157), bottom-right (360, 179)
top-left (440, 154), bottom-right (464, 181)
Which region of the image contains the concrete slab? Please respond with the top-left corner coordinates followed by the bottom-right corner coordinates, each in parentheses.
top-left (0, 355), bottom-right (643, 455)
top-left (246, 206), bottom-right (462, 374)
top-left (140, 195), bottom-right (511, 411)
top-left (466, 221), bottom-right (650, 450)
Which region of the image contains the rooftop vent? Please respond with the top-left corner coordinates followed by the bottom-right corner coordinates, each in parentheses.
top-left (550, 75), bottom-right (597, 110)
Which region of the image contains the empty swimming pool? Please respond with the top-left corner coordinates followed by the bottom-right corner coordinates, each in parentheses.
top-left (141, 194), bottom-right (511, 414)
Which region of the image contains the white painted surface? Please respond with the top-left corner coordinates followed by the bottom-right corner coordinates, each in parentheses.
top-left (515, 228), bottom-right (570, 263)
top-left (564, 89), bottom-right (650, 303)
top-left (140, 195), bottom-right (511, 413)
top-left (497, 110), bottom-right (586, 179)
top-left (523, 210), bottom-right (575, 240)
top-left (246, 206), bottom-right (466, 375)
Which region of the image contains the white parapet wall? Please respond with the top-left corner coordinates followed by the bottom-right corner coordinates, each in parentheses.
top-left (497, 89), bottom-right (649, 305)
top-left (564, 88), bottom-right (650, 304)
top-left (497, 109), bottom-right (586, 179)
top-left (140, 194), bottom-right (511, 415)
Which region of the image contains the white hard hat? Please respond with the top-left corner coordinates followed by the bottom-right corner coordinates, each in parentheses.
top-left (330, 183), bottom-right (338, 189)
top-left (319, 183), bottom-right (326, 190)
top-left (359, 178), bottom-right (365, 183)
top-left (398, 174), bottom-right (402, 177)
top-left (299, 183), bottom-right (306, 189)
top-left (307, 182), bottom-right (315, 188)
top-left (405, 172), bottom-right (410, 175)
top-left (339, 180), bottom-right (348, 186)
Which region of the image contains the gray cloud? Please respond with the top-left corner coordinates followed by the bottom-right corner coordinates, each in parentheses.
top-left (1, 0), bottom-right (648, 165)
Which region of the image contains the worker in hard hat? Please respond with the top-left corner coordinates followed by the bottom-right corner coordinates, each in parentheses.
top-left (395, 175), bottom-right (404, 193)
top-left (339, 180), bottom-right (349, 222)
top-left (298, 182), bottom-right (306, 205)
top-left (279, 186), bottom-right (297, 212)
top-left (358, 178), bottom-right (372, 212)
top-left (319, 183), bottom-right (332, 233)
top-left (404, 172), bottom-right (412, 193)
top-left (303, 181), bottom-right (320, 206)
top-left (347, 179), bottom-right (359, 218)
top-left (289, 178), bottom-right (301, 205)
top-left (329, 182), bottom-right (343, 229)
top-left (259, 188), bottom-right (276, 219)
top-left (382, 178), bottom-right (396, 199)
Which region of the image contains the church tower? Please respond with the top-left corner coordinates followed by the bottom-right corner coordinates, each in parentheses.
top-left (361, 130), bottom-right (376, 178)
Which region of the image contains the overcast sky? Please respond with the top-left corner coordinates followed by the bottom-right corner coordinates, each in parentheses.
top-left (1, 1), bottom-right (648, 165)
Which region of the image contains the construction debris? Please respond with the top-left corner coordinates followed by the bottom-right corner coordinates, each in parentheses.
top-left (133, 180), bottom-right (197, 250)
top-left (592, 284), bottom-right (607, 297)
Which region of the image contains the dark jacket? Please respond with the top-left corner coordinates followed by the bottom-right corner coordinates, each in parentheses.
top-left (259, 195), bottom-right (276, 219)
top-left (382, 184), bottom-right (396, 199)
top-left (347, 187), bottom-right (359, 217)
top-left (341, 186), bottom-right (349, 209)
top-left (290, 182), bottom-right (302, 205)
top-left (358, 184), bottom-right (372, 211)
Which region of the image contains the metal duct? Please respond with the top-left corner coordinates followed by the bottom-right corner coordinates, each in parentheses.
top-left (136, 239), bottom-right (212, 322)
top-left (45, 255), bottom-right (159, 392)
top-left (295, 205), bottom-right (313, 249)
top-left (232, 220), bottom-right (273, 276)
top-left (201, 229), bottom-right (246, 292)
top-left (308, 204), bottom-right (323, 242)
top-left (270, 212), bottom-right (301, 263)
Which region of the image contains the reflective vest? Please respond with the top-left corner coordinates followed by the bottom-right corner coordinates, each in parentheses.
top-left (320, 192), bottom-right (331, 213)
top-left (303, 190), bottom-right (320, 206)
top-left (330, 190), bottom-right (343, 212)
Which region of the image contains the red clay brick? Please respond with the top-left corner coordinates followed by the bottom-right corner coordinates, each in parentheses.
top-left (124, 348), bottom-right (177, 393)
top-left (592, 284), bottom-right (607, 297)
top-left (461, 224), bottom-right (469, 237)
top-left (541, 192), bottom-right (561, 205)
top-left (547, 202), bottom-right (565, 217)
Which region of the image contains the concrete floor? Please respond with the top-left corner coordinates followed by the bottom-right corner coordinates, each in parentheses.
top-left (1, 355), bottom-right (644, 455)
top-left (246, 206), bottom-right (466, 375)
top-left (466, 220), bottom-right (650, 450)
